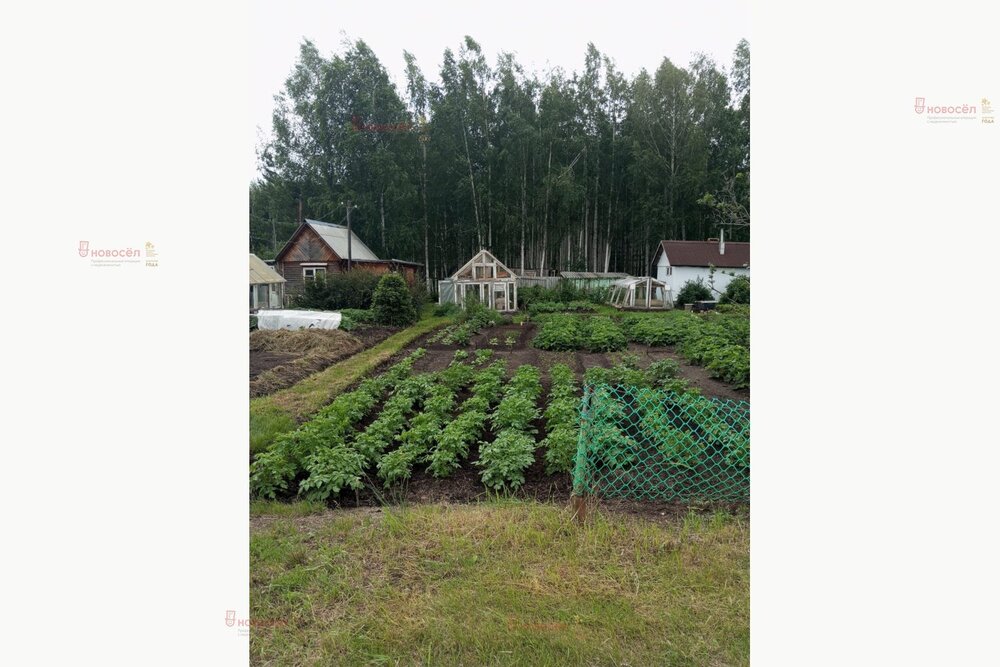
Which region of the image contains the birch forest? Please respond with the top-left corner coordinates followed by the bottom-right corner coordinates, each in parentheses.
top-left (250, 37), bottom-right (749, 280)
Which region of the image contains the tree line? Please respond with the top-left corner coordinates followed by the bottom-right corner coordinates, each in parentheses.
top-left (250, 36), bottom-right (749, 283)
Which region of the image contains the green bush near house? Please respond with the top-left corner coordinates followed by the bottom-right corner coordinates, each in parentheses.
top-left (675, 278), bottom-right (713, 307)
top-left (372, 273), bottom-right (418, 326)
top-left (719, 276), bottom-right (750, 305)
top-left (293, 271), bottom-right (381, 310)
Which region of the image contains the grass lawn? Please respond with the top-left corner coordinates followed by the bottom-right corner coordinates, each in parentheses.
top-left (250, 501), bottom-right (749, 666)
top-left (250, 313), bottom-right (451, 454)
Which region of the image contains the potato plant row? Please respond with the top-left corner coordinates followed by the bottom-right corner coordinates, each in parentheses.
top-left (619, 310), bottom-right (750, 389)
top-left (531, 314), bottom-right (627, 352)
top-left (540, 364), bottom-right (580, 474)
top-left (427, 308), bottom-right (504, 346)
top-left (250, 349), bottom-right (426, 499)
top-left (478, 364), bottom-right (542, 490)
top-left (428, 359), bottom-right (508, 477)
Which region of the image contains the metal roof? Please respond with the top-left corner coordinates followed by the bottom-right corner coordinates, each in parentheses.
top-left (656, 240), bottom-right (750, 268)
top-left (305, 219), bottom-right (380, 262)
top-left (250, 253), bottom-right (285, 285)
top-left (613, 276), bottom-right (668, 288)
top-left (560, 271), bottom-right (630, 279)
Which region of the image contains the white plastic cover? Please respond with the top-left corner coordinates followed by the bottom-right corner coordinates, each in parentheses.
top-left (255, 310), bottom-right (343, 330)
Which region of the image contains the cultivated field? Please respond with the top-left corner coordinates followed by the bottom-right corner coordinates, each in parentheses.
top-left (250, 307), bottom-right (749, 507)
top-left (249, 306), bottom-right (751, 665)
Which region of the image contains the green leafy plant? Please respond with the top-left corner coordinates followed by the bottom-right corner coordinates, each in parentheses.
top-left (674, 278), bottom-right (713, 308)
top-left (293, 271), bottom-right (381, 310)
top-left (371, 273), bottom-right (418, 326)
top-left (478, 431), bottom-right (537, 491)
top-left (540, 363), bottom-right (581, 474)
top-left (719, 276), bottom-right (750, 304)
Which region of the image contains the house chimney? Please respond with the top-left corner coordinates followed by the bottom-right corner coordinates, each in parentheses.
top-left (719, 228), bottom-right (725, 255)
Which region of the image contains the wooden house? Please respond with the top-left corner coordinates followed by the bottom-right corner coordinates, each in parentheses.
top-left (274, 219), bottom-right (423, 298)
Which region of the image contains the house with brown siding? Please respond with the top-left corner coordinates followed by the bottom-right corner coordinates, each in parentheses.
top-left (274, 219), bottom-right (422, 300)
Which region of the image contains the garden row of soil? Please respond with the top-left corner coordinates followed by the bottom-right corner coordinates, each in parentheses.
top-left (249, 326), bottom-right (397, 396)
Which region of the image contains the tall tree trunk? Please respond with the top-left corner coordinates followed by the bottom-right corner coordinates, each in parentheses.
top-left (540, 142), bottom-right (553, 275)
top-left (593, 148), bottom-right (600, 272)
top-left (487, 164), bottom-right (492, 249)
top-left (421, 141), bottom-right (430, 288)
top-left (520, 153), bottom-right (526, 274)
top-left (379, 190), bottom-right (387, 255)
top-left (604, 122), bottom-right (615, 272)
top-left (461, 117), bottom-right (482, 248)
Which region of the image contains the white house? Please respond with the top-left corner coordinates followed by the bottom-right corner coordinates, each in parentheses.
top-left (653, 237), bottom-right (749, 303)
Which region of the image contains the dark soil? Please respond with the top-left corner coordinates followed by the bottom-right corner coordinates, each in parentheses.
top-left (256, 318), bottom-right (750, 518)
top-left (250, 351), bottom-right (298, 380)
top-left (249, 326), bottom-right (397, 397)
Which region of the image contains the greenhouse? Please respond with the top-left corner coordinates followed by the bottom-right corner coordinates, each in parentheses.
top-left (609, 276), bottom-right (671, 310)
top-left (438, 249), bottom-right (519, 312)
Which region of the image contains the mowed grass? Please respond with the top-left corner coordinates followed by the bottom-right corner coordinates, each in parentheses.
top-left (250, 315), bottom-right (451, 454)
top-left (250, 501), bottom-right (748, 666)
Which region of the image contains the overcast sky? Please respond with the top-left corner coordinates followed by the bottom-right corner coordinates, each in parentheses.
top-left (250, 0), bottom-right (750, 181)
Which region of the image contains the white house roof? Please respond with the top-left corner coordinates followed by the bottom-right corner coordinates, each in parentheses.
top-left (304, 219), bottom-right (380, 262)
top-left (250, 253), bottom-right (285, 285)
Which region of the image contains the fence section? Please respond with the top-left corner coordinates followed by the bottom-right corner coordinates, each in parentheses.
top-left (572, 385), bottom-right (749, 502)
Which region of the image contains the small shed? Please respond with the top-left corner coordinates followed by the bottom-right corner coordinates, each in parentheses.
top-left (250, 253), bottom-right (285, 311)
top-left (609, 276), bottom-right (671, 310)
top-left (440, 249), bottom-right (519, 312)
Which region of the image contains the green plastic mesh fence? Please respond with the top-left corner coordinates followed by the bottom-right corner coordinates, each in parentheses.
top-left (572, 384), bottom-right (749, 502)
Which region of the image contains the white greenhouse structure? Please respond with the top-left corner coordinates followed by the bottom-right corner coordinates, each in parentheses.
top-left (438, 249), bottom-right (519, 312)
top-left (609, 276), bottom-right (671, 310)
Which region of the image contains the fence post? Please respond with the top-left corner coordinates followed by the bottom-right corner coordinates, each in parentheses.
top-left (570, 385), bottom-right (593, 525)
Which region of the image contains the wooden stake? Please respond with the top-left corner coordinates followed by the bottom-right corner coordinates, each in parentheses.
top-left (571, 495), bottom-right (588, 525)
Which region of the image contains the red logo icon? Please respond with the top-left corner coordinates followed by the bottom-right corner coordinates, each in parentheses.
top-left (914, 97), bottom-right (926, 114)
top-left (225, 610), bottom-right (236, 627)
top-left (78, 241), bottom-right (89, 257)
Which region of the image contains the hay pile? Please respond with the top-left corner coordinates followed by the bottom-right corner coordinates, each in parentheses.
top-left (250, 329), bottom-right (364, 397)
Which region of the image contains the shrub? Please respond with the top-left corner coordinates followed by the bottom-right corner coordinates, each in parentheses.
top-left (293, 271), bottom-right (381, 310)
top-left (674, 278), bottom-right (713, 307)
top-left (371, 273), bottom-right (417, 326)
top-left (409, 279), bottom-right (429, 309)
top-left (433, 302), bottom-right (462, 317)
top-left (250, 315), bottom-right (258, 331)
top-left (338, 308), bottom-right (374, 331)
top-left (719, 276), bottom-right (750, 305)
